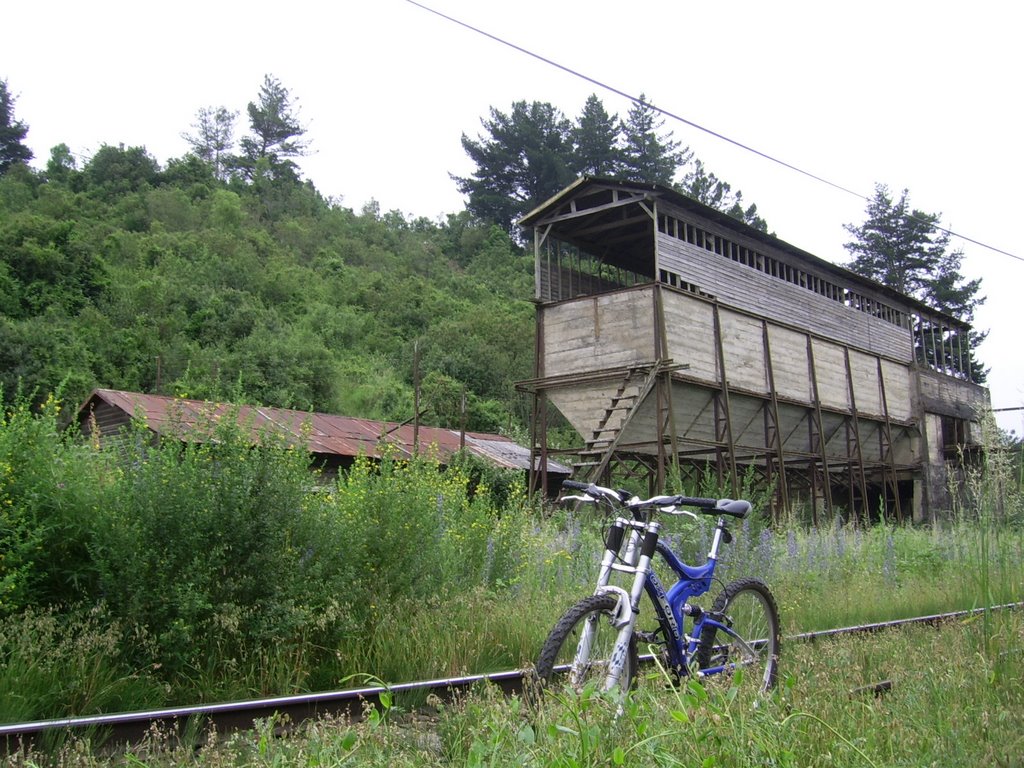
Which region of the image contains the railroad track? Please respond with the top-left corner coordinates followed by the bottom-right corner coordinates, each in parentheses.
top-left (2, 601), bottom-right (1021, 752)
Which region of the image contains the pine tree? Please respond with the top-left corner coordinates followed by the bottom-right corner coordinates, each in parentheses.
top-left (235, 75), bottom-right (308, 180)
top-left (571, 94), bottom-right (621, 177)
top-left (454, 101), bottom-right (575, 233)
top-left (679, 159), bottom-right (768, 231)
top-left (618, 94), bottom-right (690, 186)
top-left (183, 106), bottom-right (237, 181)
top-left (844, 184), bottom-right (986, 381)
top-left (0, 79), bottom-right (33, 174)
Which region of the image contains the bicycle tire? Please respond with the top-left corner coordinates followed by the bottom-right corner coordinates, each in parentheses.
top-left (694, 577), bottom-right (780, 692)
top-left (534, 594), bottom-right (637, 694)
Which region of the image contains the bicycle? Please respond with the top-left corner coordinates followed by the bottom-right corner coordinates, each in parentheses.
top-left (534, 480), bottom-right (780, 696)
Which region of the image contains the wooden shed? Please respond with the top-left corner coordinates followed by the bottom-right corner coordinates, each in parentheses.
top-left (77, 389), bottom-right (571, 486)
top-left (518, 178), bottom-right (989, 522)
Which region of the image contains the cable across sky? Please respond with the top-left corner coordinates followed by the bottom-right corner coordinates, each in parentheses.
top-left (407, 0), bottom-right (1022, 265)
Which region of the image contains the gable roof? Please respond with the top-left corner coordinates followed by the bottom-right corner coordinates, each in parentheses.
top-left (519, 176), bottom-right (964, 326)
top-left (77, 389), bottom-right (570, 474)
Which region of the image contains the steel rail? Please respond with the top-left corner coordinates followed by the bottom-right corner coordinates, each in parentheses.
top-left (2, 601), bottom-right (1021, 752)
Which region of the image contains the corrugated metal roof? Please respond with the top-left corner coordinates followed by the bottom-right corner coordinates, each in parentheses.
top-left (77, 389), bottom-right (571, 474)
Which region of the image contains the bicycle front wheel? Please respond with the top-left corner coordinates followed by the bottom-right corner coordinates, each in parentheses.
top-left (535, 594), bottom-right (637, 695)
top-left (695, 577), bottom-right (780, 692)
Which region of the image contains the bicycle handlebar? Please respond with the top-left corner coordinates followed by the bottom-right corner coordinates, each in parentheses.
top-left (560, 480), bottom-right (750, 519)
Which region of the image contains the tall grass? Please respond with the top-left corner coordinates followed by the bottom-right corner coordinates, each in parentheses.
top-left (2, 394), bottom-right (1022, 730)
top-left (12, 610), bottom-right (1022, 766)
top-left (0, 396), bottom-right (538, 720)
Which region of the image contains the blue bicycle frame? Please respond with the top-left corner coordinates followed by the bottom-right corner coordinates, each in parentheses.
top-left (545, 481), bottom-right (776, 695)
top-left (597, 513), bottom-right (737, 681)
top-left (646, 522), bottom-right (733, 678)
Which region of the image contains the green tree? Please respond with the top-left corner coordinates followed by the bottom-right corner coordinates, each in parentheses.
top-left (454, 100), bottom-right (575, 233)
top-left (619, 94), bottom-right (690, 186)
top-left (571, 94), bottom-right (621, 177)
top-left (236, 75), bottom-right (307, 181)
top-left (83, 144), bottom-right (160, 199)
top-left (0, 79), bottom-right (33, 175)
top-left (679, 159), bottom-right (768, 231)
top-left (844, 184), bottom-right (986, 380)
top-left (44, 143), bottom-right (77, 185)
top-left (183, 105), bottom-right (236, 181)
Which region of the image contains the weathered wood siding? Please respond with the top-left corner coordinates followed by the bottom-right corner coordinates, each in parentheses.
top-left (656, 232), bottom-right (914, 362)
top-left (542, 288), bottom-right (658, 378)
top-left (549, 381), bottom-right (643, 445)
top-left (661, 289), bottom-right (915, 422)
top-left (766, 324), bottom-right (810, 402)
top-left (880, 360), bottom-right (914, 422)
top-left (662, 292), bottom-right (717, 380)
top-left (80, 401), bottom-right (133, 442)
top-left (718, 312), bottom-right (766, 392)
top-left (541, 285), bottom-right (919, 467)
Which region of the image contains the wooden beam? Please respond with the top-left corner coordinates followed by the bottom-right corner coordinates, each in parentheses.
top-left (531, 192), bottom-right (648, 226)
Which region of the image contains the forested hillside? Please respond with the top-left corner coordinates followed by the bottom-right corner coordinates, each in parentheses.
top-left (0, 75), bottom-right (772, 434)
top-left (0, 144), bottom-right (535, 432)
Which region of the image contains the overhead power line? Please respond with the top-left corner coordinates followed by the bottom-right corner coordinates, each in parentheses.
top-left (406, 0), bottom-right (1023, 265)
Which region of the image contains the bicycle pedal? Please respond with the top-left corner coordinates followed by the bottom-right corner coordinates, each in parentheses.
top-left (635, 630), bottom-right (661, 643)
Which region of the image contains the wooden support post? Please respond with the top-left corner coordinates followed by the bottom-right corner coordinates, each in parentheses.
top-left (843, 347), bottom-right (870, 525)
top-left (712, 303), bottom-right (739, 498)
top-left (653, 287), bottom-right (666, 491)
top-left (876, 358), bottom-right (903, 523)
top-left (654, 285), bottom-right (680, 491)
top-left (806, 337), bottom-right (832, 524)
top-left (528, 303), bottom-right (547, 498)
top-left (762, 321), bottom-right (790, 521)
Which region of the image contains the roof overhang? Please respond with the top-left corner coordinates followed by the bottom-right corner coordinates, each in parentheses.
top-left (519, 177), bottom-right (968, 328)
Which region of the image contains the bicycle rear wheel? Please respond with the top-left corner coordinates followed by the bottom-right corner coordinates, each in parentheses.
top-left (695, 578), bottom-right (780, 692)
top-left (534, 594), bottom-right (637, 695)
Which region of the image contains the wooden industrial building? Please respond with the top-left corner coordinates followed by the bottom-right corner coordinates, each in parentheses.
top-left (77, 389), bottom-right (571, 486)
top-left (518, 178), bottom-right (988, 523)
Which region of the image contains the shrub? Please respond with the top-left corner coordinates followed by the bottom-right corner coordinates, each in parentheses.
top-left (0, 394), bottom-right (107, 617)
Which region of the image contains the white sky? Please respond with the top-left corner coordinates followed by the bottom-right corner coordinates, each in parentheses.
top-left (4, 0), bottom-right (1022, 434)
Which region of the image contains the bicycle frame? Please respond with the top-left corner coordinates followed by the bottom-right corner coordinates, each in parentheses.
top-left (589, 512), bottom-right (736, 685)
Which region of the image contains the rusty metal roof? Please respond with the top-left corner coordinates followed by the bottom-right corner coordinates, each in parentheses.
top-left (77, 389), bottom-right (571, 474)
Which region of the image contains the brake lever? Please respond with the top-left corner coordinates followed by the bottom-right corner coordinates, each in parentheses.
top-left (664, 506), bottom-right (699, 520)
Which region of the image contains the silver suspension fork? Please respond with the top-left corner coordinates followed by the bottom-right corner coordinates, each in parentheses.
top-left (570, 520), bottom-right (629, 687)
top-left (602, 521), bottom-right (660, 691)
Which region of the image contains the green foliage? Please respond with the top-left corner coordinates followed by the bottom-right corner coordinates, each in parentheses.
top-left (680, 159), bottom-right (768, 232)
top-left (33, 614), bottom-right (1021, 766)
top-left (0, 400), bottom-right (537, 712)
top-left (0, 138), bottom-right (535, 433)
top-left (572, 94), bottom-right (622, 177)
top-left (182, 105), bottom-right (237, 181)
top-left (455, 100), bottom-right (577, 234)
top-left (93, 411), bottom-right (331, 678)
top-left (618, 93), bottom-right (691, 186)
top-left (844, 184), bottom-right (986, 380)
top-left (0, 79), bottom-right (33, 174)
top-left (84, 144), bottom-right (161, 199)
top-left (44, 143), bottom-right (77, 185)
top-left (458, 93), bottom-right (770, 235)
top-left (0, 211), bottom-right (108, 317)
top-left (0, 395), bottom-right (106, 616)
top-left (0, 606), bottom-right (163, 723)
top-left (235, 75), bottom-right (307, 182)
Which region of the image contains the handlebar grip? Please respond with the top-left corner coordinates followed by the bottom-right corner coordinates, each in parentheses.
top-left (674, 495), bottom-right (719, 509)
top-left (561, 480), bottom-right (591, 491)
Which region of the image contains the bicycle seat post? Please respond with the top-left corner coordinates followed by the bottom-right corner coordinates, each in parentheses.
top-left (708, 517), bottom-right (730, 562)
